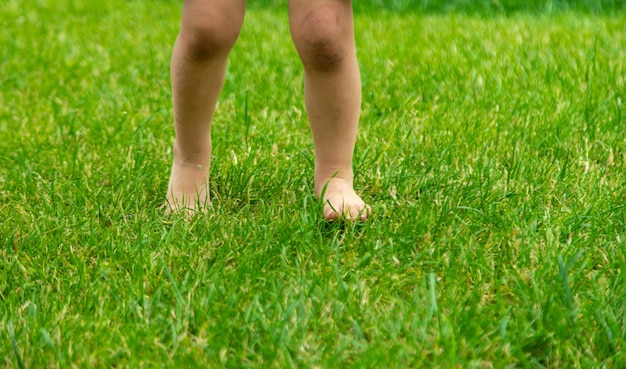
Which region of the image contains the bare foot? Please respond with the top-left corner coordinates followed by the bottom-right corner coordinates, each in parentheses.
top-left (316, 176), bottom-right (371, 221)
top-left (164, 144), bottom-right (211, 216)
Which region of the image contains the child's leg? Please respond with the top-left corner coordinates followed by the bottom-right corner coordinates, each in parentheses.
top-left (288, 0), bottom-right (370, 220)
top-left (165, 0), bottom-right (246, 215)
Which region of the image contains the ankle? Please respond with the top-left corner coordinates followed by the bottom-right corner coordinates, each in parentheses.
top-left (173, 140), bottom-right (212, 165)
top-left (314, 169), bottom-right (355, 197)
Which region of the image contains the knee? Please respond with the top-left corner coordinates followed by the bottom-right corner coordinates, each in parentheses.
top-left (292, 6), bottom-right (349, 72)
top-left (180, 16), bottom-right (241, 61)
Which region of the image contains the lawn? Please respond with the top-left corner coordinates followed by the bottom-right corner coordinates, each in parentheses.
top-left (1, 0), bottom-right (625, 367)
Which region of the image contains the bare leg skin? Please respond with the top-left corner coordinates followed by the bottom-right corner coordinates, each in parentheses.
top-left (289, 0), bottom-right (371, 221)
top-left (165, 0), bottom-right (245, 215)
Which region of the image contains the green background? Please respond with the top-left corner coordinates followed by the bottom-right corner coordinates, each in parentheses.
top-left (245, 0), bottom-right (626, 13)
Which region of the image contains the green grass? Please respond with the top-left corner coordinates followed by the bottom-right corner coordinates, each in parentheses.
top-left (1, 0), bottom-right (625, 367)
top-left (249, 0), bottom-right (626, 13)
